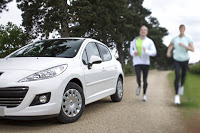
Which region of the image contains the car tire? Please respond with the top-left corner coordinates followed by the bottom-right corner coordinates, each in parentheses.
top-left (111, 77), bottom-right (123, 102)
top-left (57, 82), bottom-right (85, 124)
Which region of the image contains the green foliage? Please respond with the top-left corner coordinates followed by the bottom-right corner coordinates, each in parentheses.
top-left (16, 0), bottom-right (170, 70)
top-left (70, 0), bottom-right (153, 70)
top-left (70, 0), bottom-right (170, 70)
top-left (189, 62), bottom-right (200, 74)
top-left (17, 0), bottom-right (70, 38)
top-left (147, 17), bottom-right (173, 70)
top-left (0, 22), bottom-right (30, 58)
top-left (0, 0), bottom-right (12, 13)
top-left (124, 60), bottom-right (134, 75)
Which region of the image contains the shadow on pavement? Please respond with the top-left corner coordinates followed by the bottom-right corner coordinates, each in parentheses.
top-left (0, 97), bottom-right (113, 127)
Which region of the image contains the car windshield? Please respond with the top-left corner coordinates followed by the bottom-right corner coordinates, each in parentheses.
top-left (9, 39), bottom-right (84, 58)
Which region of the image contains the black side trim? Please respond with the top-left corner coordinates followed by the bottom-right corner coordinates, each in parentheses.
top-left (0, 86), bottom-right (29, 91)
top-left (0, 114), bottom-right (58, 120)
top-left (0, 72), bottom-right (3, 76)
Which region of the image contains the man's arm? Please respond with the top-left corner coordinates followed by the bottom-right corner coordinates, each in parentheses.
top-left (143, 40), bottom-right (157, 57)
top-left (166, 43), bottom-right (173, 58)
top-left (130, 40), bottom-right (138, 56)
top-left (179, 42), bottom-right (194, 52)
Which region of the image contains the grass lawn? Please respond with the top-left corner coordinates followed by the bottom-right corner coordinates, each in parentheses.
top-left (168, 71), bottom-right (200, 110)
top-left (168, 71), bottom-right (200, 131)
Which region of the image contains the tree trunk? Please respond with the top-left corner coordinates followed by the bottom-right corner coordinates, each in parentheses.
top-left (61, 0), bottom-right (69, 37)
top-left (117, 45), bottom-right (125, 72)
top-left (129, 55), bottom-right (135, 74)
top-left (119, 53), bottom-right (125, 72)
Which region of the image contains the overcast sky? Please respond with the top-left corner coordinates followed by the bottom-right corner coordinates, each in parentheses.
top-left (0, 0), bottom-right (200, 63)
top-left (143, 0), bottom-right (200, 63)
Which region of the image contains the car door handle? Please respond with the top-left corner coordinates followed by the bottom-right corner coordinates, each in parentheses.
top-left (102, 67), bottom-right (106, 71)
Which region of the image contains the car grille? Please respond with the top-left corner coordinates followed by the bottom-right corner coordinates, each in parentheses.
top-left (0, 87), bottom-right (28, 108)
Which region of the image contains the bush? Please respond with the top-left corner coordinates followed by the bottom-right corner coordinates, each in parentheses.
top-left (124, 59), bottom-right (134, 75)
top-left (124, 63), bottom-right (133, 75)
top-left (189, 62), bottom-right (200, 74)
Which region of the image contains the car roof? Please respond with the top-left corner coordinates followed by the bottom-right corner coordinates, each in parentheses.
top-left (37, 37), bottom-right (85, 41)
top-left (40, 37), bottom-right (102, 41)
top-left (40, 37), bottom-right (105, 45)
top-left (33, 37), bottom-right (106, 44)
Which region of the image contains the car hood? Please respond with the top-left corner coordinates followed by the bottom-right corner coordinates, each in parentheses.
top-left (0, 57), bottom-right (73, 71)
top-left (0, 57), bottom-right (74, 86)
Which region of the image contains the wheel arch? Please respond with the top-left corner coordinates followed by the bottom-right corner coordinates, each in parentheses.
top-left (69, 78), bottom-right (83, 89)
top-left (119, 74), bottom-right (124, 84)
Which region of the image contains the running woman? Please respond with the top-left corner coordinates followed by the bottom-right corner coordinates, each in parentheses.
top-left (166, 24), bottom-right (194, 105)
top-left (130, 25), bottom-right (157, 101)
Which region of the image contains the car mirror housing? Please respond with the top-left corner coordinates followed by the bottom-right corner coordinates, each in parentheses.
top-left (88, 56), bottom-right (102, 69)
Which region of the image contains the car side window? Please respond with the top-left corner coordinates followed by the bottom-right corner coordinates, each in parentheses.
top-left (98, 44), bottom-right (112, 61)
top-left (82, 50), bottom-right (88, 65)
top-left (85, 42), bottom-right (101, 62)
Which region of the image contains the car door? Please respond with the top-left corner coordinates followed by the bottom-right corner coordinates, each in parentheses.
top-left (97, 43), bottom-right (118, 91)
top-left (81, 42), bottom-right (104, 103)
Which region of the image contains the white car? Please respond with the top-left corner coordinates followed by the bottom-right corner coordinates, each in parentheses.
top-left (0, 38), bottom-right (124, 123)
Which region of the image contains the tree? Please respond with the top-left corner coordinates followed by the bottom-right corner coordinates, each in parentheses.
top-left (16, 0), bottom-right (170, 71)
top-left (147, 17), bottom-right (173, 69)
top-left (70, 0), bottom-right (171, 71)
top-left (0, 22), bottom-right (31, 58)
top-left (70, 0), bottom-right (152, 70)
top-left (17, 0), bottom-right (70, 39)
top-left (0, 0), bottom-right (12, 13)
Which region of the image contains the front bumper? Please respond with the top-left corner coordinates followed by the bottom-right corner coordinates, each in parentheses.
top-left (0, 77), bottom-right (67, 117)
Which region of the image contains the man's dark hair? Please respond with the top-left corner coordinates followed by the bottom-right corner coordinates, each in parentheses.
top-left (179, 24), bottom-right (185, 29)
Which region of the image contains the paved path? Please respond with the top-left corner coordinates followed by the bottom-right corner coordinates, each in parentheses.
top-left (0, 70), bottom-right (186, 133)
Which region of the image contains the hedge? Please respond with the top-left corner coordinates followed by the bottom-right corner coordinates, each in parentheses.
top-left (189, 62), bottom-right (200, 74)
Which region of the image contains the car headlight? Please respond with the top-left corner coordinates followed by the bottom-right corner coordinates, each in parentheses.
top-left (19, 64), bottom-right (67, 82)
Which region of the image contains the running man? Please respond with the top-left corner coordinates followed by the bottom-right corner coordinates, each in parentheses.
top-left (166, 24), bottom-right (194, 105)
top-left (130, 25), bottom-right (157, 101)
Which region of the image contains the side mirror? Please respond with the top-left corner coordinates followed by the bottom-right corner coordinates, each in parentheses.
top-left (88, 56), bottom-right (102, 69)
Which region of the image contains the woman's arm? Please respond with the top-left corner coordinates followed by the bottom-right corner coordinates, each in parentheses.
top-left (166, 43), bottom-right (174, 58)
top-left (179, 42), bottom-right (194, 52)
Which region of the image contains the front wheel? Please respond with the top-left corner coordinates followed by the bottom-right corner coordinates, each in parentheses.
top-left (111, 77), bottom-right (123, 102)
top-left (57, 82), bottom-right (85, 124)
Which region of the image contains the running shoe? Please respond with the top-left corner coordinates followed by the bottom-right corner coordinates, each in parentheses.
top-left (178, 86), bottom-right (184, 96)
top-left (136, 86), bottom-right (141, 95)
top-left (143, 94), bottom-right (147, 101)
top-left (174, 95), bottom-right (180, 105)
